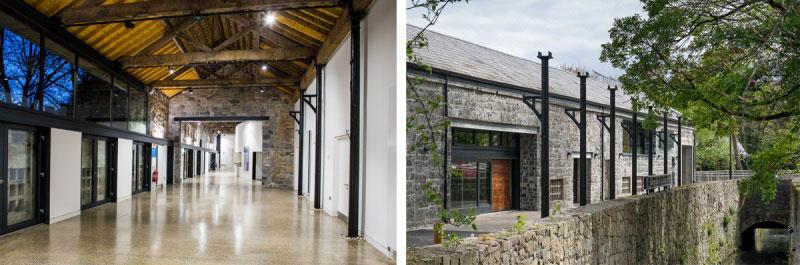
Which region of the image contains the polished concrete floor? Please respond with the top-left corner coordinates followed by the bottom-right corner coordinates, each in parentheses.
top-left (0, 170), bottom-right (393, 264)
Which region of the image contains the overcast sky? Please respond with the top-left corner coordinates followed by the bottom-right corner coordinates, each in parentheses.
top-left (407, 0), bottom-right (644, 78)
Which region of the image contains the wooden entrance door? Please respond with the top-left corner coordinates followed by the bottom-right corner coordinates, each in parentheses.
top-left (491, 160), bottom-right (510, 212)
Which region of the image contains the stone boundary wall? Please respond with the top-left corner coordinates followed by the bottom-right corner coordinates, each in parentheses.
top-left (410, 180), bottom-right (741, 265)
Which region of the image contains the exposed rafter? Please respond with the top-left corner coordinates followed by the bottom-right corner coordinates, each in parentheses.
top-left (60, 0), bottom-right (341, 26)
top-left (151, 78), bottom-right (298, 88)
top-left (120, 48), bottom-right (314, 68)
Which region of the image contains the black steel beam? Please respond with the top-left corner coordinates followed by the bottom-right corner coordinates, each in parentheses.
top-left (577, 72), bottom-right (588, 206)
top-left (442, 74), bottom-right (449, 209)
top-left (538, 51), bottom-right (552, 218)
top-left (289, 111), bottom-right (301, 125)
top-left (608, 86), bottom-right (617, 199)
top-left (347, 11), bottom-right (363, 238)
top-left (173, 116), bottom-right (270, 122)
top-left (314, 64), bottom-right (324, 210)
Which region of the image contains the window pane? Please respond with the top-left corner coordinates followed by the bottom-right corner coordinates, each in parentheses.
top-left (452, 129), bottom-right (474, 145)
top-left (129, 86), bottom-right (147, 134)
top-left (0, 22), bottom-right (42, 110)
top-left (75, 60), bottom-right (111, 126)
top-left (42, 38), bottom-right (75, 116)
top-left (476, 132), bottom-right (489, 147)
top-left (490, 132), bottom-right (501, 147)
top-left (96, 140), bottom-right (106, 201)
top-left (111, 80), bottom-right (128, 130)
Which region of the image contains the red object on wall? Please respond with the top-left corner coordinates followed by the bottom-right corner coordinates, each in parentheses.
top-left (152, 170), bottom-right (159, 183)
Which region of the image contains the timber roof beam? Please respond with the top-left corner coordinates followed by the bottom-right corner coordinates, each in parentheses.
top-left (120, 48), bottom-right (314, 68)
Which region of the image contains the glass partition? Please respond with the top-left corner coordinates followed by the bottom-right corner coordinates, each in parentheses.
top-left (111, 79), bottom-right (128, 130)
top-left (129, 86), bottom-right (146, 134)
top-left (0, 12), bottom-right (42, 110)
top-left (42, 37), bottom-right (75, 116)
top-left (75, 60), bottom-right (111, 126)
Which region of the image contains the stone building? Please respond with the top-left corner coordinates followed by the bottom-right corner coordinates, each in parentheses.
top-left (407, 25), bottom-right (696, 228)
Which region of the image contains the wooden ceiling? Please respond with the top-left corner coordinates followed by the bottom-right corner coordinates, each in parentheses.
top-left (23, 0), bottom-right (364, 99)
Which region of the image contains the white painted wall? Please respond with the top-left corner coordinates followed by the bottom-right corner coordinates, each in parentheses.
top-left (362, 0), bottom-right (398, 256)
top-left (322, 35), bottom-right (351, 216)
top-left (157, 144), bottom-right (167, 186)
top-left (220, 134), bottom-right (235, 169)
top-left (48, 129), bottom-right (81, 223)
top-left (117, 139), bottom-right (133, 201)
top-left (235, 121), bottom-right (262, 176)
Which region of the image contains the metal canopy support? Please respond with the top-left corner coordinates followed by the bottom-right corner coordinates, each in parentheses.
top-left (525, 51), bottom-right (552, 218)
top-left (677, 116), bottom-right (682, 186)
top-left (662, 115), bottom-right (668, 177)
top-left (303, 94), bottom-right (318, 113)
top-left (347, 10), bottom-right (363, 238)
top-left (289, 111), bottom-right (301, 125)
top-left (577, 72), bottom-right (588, 206)
top-left (294, 97), bottom-right (306, 196)
top-left (314, 64), bottom-right (324, 210)
top-left (647, 107), bottom-right (654, 194)
top-left (608, 86), bottom-right (617, 199)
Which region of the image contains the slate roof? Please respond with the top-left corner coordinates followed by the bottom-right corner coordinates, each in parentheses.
top-left (407, 24), bottom-right (635, 110)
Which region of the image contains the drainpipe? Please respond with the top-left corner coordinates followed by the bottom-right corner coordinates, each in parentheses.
top-left (539, 52), bottom-right (552, 218)
top-left (600, 107), bottom-right (604, 201)
top-left (577, 72), bottom-right (588, 206)
top-left (608, 86), bottom-right (617, 199)
top-left (442, 74), bottom-right (449, 210)
top-left (347, 10), bottom-right (364, 238)
top-left (729, 134), bottom-right (733, 180)
top-left (314, 64), bottom-right (324, 209)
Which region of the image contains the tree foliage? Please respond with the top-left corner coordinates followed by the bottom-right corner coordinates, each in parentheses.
top-left (601, 0), bottom-right (800, 200)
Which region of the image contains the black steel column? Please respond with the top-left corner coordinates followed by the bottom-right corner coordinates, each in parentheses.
top-left (297, 94), bottom-right (305, 196)
top-left (578, 72), bottom-right (588, 206)
top-left (663, 115), bottom-right (668, 175)
top-left (314, 64), bottom-right (324, 209)
top-left (677, 116), bottom-right (682, 186)
top-left (347, 11), bottom-right (363, 238)
top-left (539, 51), bottom-right (552, 218)
top-left (632, 112), bottom-right (638, 195)
top-left (729, 134), bottom-right (733, 179)
top-left (608, 86), bottom-right (617, 199)
top-left (648, 107), bottom-right (654, 193)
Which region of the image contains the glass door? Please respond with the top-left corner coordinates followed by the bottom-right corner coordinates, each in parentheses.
top-left (132, 142), bottom-right (150, 195)
top-left (0, 123), bottom-right (43, 234)
top-left (80, 136), bottom-right (112, 209)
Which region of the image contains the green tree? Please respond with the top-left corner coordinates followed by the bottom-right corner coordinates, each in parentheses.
top-left (601, 0), bottom-right (800, 201)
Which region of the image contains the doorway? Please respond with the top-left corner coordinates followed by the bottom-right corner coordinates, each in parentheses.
top-left (0, 123), bottom-right (45, 235)
top-left (81, 136), bottom-right (113, 209)
top-left (681, 146), bottom-right (693, 184)
top-left (333, 136), bottom-right (349, 217)
top-left (572, 158), bottom-right (592, 203)
top-left (132, 142), bottom-right (150, 194)
top-left (491, 160), bottom-right (511, 212)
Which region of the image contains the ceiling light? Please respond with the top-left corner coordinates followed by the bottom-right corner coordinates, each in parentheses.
top-left (168, 67), bottom-right (175, 74)
top-left (188, 88), bottom-right (193, 94)
top-left (261, 64), bottom-right (268, 71)
top-left (124, 21), bottom-right (135, 29)
top-left (259, 88), bottom-right (264, 93)
top-left (264, 12), bottom-right (276, 25)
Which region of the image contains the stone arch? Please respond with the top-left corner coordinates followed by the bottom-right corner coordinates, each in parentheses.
top-left (740, 221), bottom-right (787, 249)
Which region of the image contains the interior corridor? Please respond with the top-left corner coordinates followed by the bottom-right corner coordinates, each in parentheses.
top-left (0, 170), bottom-right (391, 264)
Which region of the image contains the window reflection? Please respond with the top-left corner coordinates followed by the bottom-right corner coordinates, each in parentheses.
top-left (0, 27), bottom-right (42, 109)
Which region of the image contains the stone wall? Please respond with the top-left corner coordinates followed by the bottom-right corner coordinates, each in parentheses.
top-left (407, 72), bottom-right (695, 228)
top-left (148, 90), bottom-right (169, 139)
top-left (169, 88), bottom-right (295, 189)
top-left (409, 180), bottom-right (742, 265)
